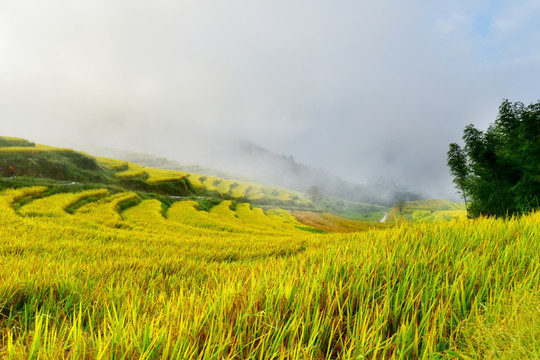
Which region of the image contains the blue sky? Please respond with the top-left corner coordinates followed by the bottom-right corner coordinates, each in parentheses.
top-left (1, 1), bottom-right (539, 199)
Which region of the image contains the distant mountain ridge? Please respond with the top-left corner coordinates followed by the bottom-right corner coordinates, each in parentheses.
top-left (80, 140), bottom-right (420, 206)
top-left (225, 141), bottom-right (421, 206)
top-left (234, 142), bottom-right (422, 205)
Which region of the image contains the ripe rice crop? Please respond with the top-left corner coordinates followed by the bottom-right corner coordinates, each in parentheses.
top-left (201, 176), bottom-right (220, 192)
top-left (114, 163), bottom-right (149, 179)
top-left (98, 159), bottom-right (190, 183)
top-left (122, 199), bottom-right (229, 237)
top-left (0, 145), bottom-right (74, 154)
top-left (75, 192), bottom-right (137, 228)
top-left (388, 208), bottom-right (467, 223)
top-left (290, 211), bottom-right (387, 233)
top-left (277, 192), bottom-right (292, 202)
top-left (0, 187), bottom-right (538, 359)
top-left (214, 179), bottom-right (236, 196)
top-left (167, 200), bottom-right (248, 233)
top-left (18, 189), bottom-right (108, 217)
top-left (186, 174), bottom-right (204, 189)
top-left (95, 157), bottom-right (129, 171)
top-left (230, 183), bottom-right (250, 199)
top-left (94, 156), bottom-right (304, 204)
top-left (246, 186), bottom-right (266, 201)
top-left (144, 169), bottom-right (190, 184)
top-left (247, 193), bottom-right (265, 201)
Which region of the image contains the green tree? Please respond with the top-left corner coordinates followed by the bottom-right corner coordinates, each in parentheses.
top-left (447, 143), bottom-right (470, 213)
top-left (447, 99), bottom-right (540, 217)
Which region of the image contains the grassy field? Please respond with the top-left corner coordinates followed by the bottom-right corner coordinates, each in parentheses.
top-left (1, 186), bottom-right (538, 359)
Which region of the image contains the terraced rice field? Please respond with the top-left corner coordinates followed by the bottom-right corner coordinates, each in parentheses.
top-left (1, 187), bottom-right (538, 358)
top-left (387, 199), bottom-right (467, 223)
top-left (97, 157), bottom-right (308, 205)
top-left (289, 211), bottom-right (387, 233)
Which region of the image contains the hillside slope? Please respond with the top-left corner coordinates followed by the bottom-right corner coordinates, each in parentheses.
top-left (0, 144), bottom-right (113, 183)
top-left (0, 137), bottom-right (383, 230)
top-left (0, 137), bottom-right (309, 208)
top-left (3, 137), bottom-right (465, 227)
top-left (76, 141), bottom-right (421, 205)
top-left (1, 137), bottom-right (395, 223)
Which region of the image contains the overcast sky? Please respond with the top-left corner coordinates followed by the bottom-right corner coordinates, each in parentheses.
top-left (1, 1), bottom-right (539, 199)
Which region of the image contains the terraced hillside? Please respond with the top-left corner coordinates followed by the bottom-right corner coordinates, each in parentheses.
top-left (0, 137), bottom-right (310, 208)
top-left (289, 211), bottom-right (388, 233)
top-left (386, 199), bottom-right (467, 223)
top-left (99, 157), bottom-right (310, 206)
top-left (1, 186), bottom-right (538, 358)
top-left (2, 136), bottom-right (539, 358)
top-left (0, 143), bottom-right (114, 183)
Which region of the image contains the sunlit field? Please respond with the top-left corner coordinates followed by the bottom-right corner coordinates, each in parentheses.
top-left (2, 0), bottom-right (539, 355)
top-left (387, 200), bottom-right (468, 223)
top-left (96, 158), bottom-right (308, 206)
top-left (1, 187), bottom-right (538, 359)
top-left (0, 145), bottom-right (75, 154)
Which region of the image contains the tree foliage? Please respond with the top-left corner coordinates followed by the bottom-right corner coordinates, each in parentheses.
top-left (447, 99), bottom-right (540, 217)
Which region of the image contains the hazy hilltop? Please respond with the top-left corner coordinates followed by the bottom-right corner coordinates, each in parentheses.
top-left (208, 141), bottom-right (423, 206)
top-left (77, 140), bottom-right (421, 206)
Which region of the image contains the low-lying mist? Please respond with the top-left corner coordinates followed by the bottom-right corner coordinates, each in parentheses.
top-left (74, 137), bottom-right (423, 206)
